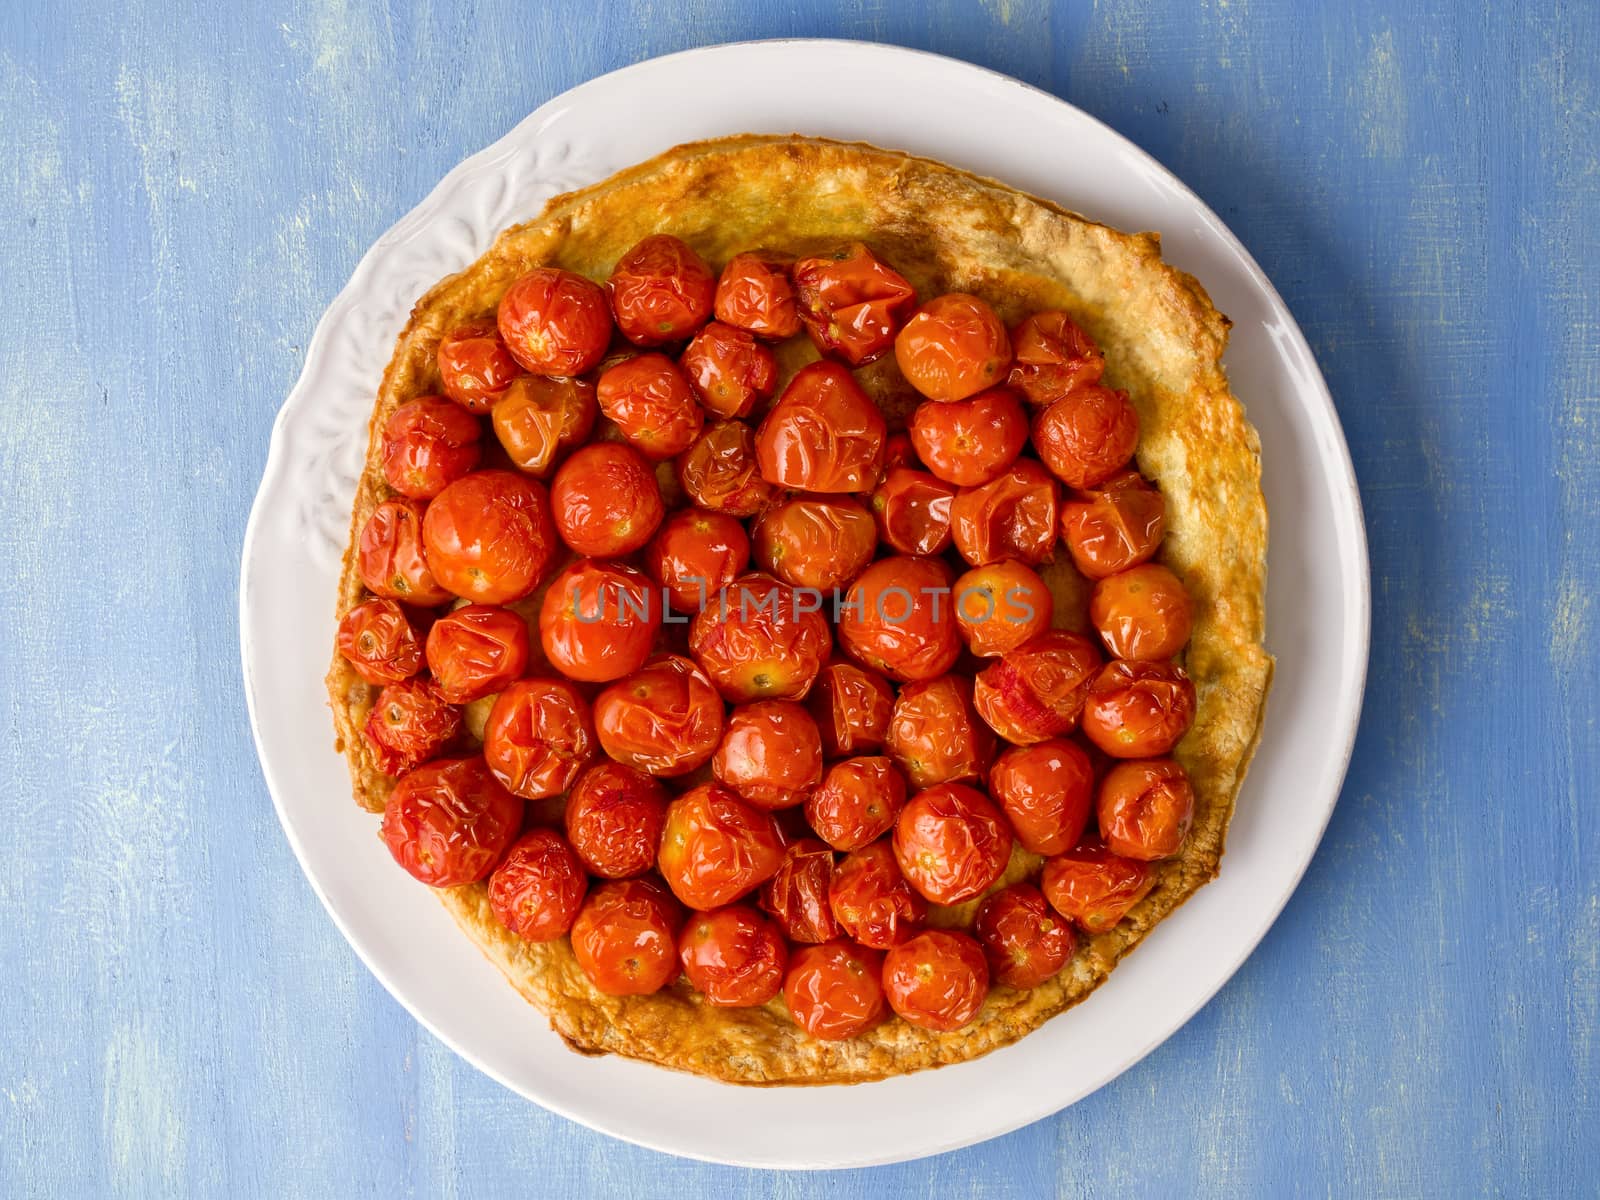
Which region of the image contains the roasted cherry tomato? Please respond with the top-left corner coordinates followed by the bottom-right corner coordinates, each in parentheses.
top-left (879, 430), bottom-right (917, 476)
top-left (871, 467), bottom-right (955, 557)
top-left (988, 738), bottom-right (1094, 855)
top-left (436, 321), bottom-right (520, 413)
top-left (949, 459), bottom-right (1060, 568)
top-left (760, 837), bottom-right (841, 943)
top-left (607, 234), bottom-right (716, 345)
top-left (792, 242), bottom-right (917, 366)
top-left (596, 353), bottom-right (704, 459)
top-left (885, 675), bottom-right (997, 790)
top-left (1060, 470), bottom-right (1166, 579)
top-left (712, 700), bottom-right (824, 810)
top-left (675, 420), bottom-right (773, 516)
top-left (688, 573), bottom-right (832, 703)
top-left (421, 470), bottom-right (556, 604)
top-left (805, 756), bottom-right (908, 852)
top-left (424, 603), bottom-right (531, 703)
top-left (563, 760), bottom-right (669, 879)
top-left (549, 441), bottom-right (665, 557)
top-left (593, 653), bottom-right (724, 777)
top-left (714, 251), bottom-right (800, 340)
top-left (646, 509), bottom-right (751, 613)
top-left (496, 267), bottom-right (613, 377)
top-left (679, 321), bottom-right (777, 419)
top-left (1033, 385), bottom-right (1140, 490)
top-left (972, 630), bottom-right (1102, 745)
top-left (837, 555), bottom-right (960, 683)
top-left (952, 560), bottom-right (1053, 657)
top-left (364, 678), bottom-right (461, 775)
top-left (908, 387), bottom-right (1029, 487)
top-left (381, 397), bottom-right (483, 498)
top-left (487, 828), bottom-right (588, 942)
top-left (538, 558), bottom-right (662, 683)
top-left (381, 756), bottom-right (523, 887)
top-left (784, 940), bottom-right (887, 1040)
top-left (828, 840), bottom-right (927, 949)
top-left (482, 677), bottom-right (595, 799)
top-left (1097, 757), bottom-right (1195, 860)
top-left (678, 905), bottom-right (789, 1007)
top-left (490, 375), bottom-right (597, 477)
top-left (882, 929), bottom-right (990, 1031)
top-left (1089, 563), bottom-right (1194, 661)
top-left (893, 783), bottom-right (1013, 905)
top-left (974, 883), bottom-right (1077, 989)
top-left (755, 362), bottom-right (887, 493)
top-left (337, 597), bottom-right (425, 684)
top-left (806, 659), bottom-right (895, 758)
top-left (1041, 837), bottom-right (1154, 933)
top-left (571, 877), bottom-right (684, 995)
top-left (359, 497), bottom-right (453, 606)
top-left (657, 783), bottom-right (785, 910)
top-left (894, 293), bottom-right (1011, 402)
top-left (752, 495), bottom-right (876, 590)
top-left (1006, 310), bottom-right (1105, 406)
top-left (1081, 659), bottom-right (1197, 758)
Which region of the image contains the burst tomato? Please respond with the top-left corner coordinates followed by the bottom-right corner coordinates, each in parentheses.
top-left (1089, 564), bottom-right (1194, 661)
top-left (358, 497), bottom-right (453, 606)
top-left (657, 783), bottom-right (785, 910)
top-left (714, 251), bottom-right (800, 340)
top-left (949, 459), bottom-right (1060, 568)
top-left (538, 558), bottom-right (662, 683)
top-left (646, 509), bottom-right (751, 613)
top-left (752, 495), bottom-right (877, 590)
top-left (688, 573), bottom-right (832, 703)
top-left (593, 653), bottom-right (724, 777)
top-left (678, 905), bottom-right (789, 1007)
top-left (490, 375), bottom-right (597, 477)
top-left (885, 674), bottom-right (997, 790)
top-left (675, 420), bottom-right (773, 516)
top-left (596, 353), bottom-right (704, 459)
top-left (436, 321), bottom-right (520, 412)
top-left (571, 877), bottom-right (684, 995)
top-left (421, 470), bottom-right (556, 604)
top-left (381, 397), bottom-right (483, 498)
top-left (679, 321), bottom-right (777, 419)
top-left (828, 840), bottom-right (927, 949)
top-left (760, 838), bottom-right (841, 943)
top-left (364, 678), bottom-right (461, 775)
top-left (952, 560), bottom-right (1054, 657)
top-left (482, 677), bottom-right (595, 799)
top-left (496, 267), bottom-right (613, 377)
top-left (1060, 470), bottom-right (1166, 579)
top-left (988, 738), bottom-right (1094, 855)
top-left (1097, 758), bottom-right (1195, 860)
top-left (836, 555), bottom-right (960, 683)
top-left (893, 783), bottom-right (1013, 905)
top-left (784, 940), bottom-right (887, 1040)
top-left (337, 597), bottom-right (425, 684)
top-left (882, 929), bottom-right (990, 1031)
top-left (607, 234), bottom-right (716, 345)
top-left (1033, 385), bottom-right (1140, 490)
top-left (871, 467), bottom-right (955, 557)
top-left (894, 293), bottom-right (1011, 402)
top-left (424, 604), bottom-right (531, 703)
top-left (487, 828), bottom-right (588, 942)
top-left (1081, 659), bottom-right (1197, 758)
top-left (755, 361), bottom-right (887, 493)
top-left (549, 441), bottom-right (665, 557)
top-left (563, 760), bottom-right (669, 879)
top-left (908, 386), bottom-right (1029, 488)
top-left (712, 701), bottom-right (824, 810)
top-left (974, 883), bottom-right (1077, 989)
top-left (381, 757), bottom-right (522, 887)
top-left (792, 242), bottom-right (917, 365)
top-left (1041, 837), bottom-right (1155, 933)
top-left (805, 659), bottom-right (895, 758)
top-left (1006, 311), bottom-right (1105, 406)
top-left (805, 756), bottom-right (908, 852)
top-left (972, 630), bottom-right (1102, 745)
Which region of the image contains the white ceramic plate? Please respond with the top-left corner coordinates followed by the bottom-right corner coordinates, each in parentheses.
top-left (240, 40), bottom-right (1369, 1169)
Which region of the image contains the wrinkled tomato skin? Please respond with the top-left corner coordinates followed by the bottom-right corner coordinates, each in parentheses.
top-left (752, 495), bottom-right (877, 591)
top-left (893, 783), bottom-right (1014, 905)
top-left (381, 757), bottom-right (523, 887)
top-left (805, 756), bottom-right (908, 852)
top-left (1060, 470), bottom-right (1166, 580)
top-left (571, 877), bottom-right (685, 995)
top-left (607, 234), bottom-right (716, 346)
top-left (806, 659), bottom-right (896, 758)
top-left (646, 509), bottom-right (751, 613)
top-left (836, 555), bottom-right (961, 683)
top-left (1033, 385), bottom-right (1141, 490)
top-left (688, 573), bottom-right (832, 703)
top-left (974, 883), bottom-right (1077, 990)
top-left (421, 470), bottom-right (556, 605)
top-left (879, 431), bottom-right (917, 477)
top-left (359, 497), bottom-right (453, 606)
top-left (885, 674), bottom-right (997, 790)
top-left (760, 838), bottom-right (842, 943)
top-left (679, 322), bottom-right (778, 419)
top-left (1097, 758), bottom-right (1196, 861)
top-left (678, 905), bottom-right (789, 1007)
top-left (755, 361), bottom-right (887, 493)
top-left (871, 467), bottom-right (956, 557)
top-left (1089, 564), bottom-right (1194, 661)
top-left (675, 420), bottom-right (774, 516)
top-left (828, 840), bottom-right (927, 949)
top-left (972, 630), bottom-right (1103, 745)
top-left (882, 929), bottom-right (991, 1031)
top-left (593, 653), bottom-right (725, 777)
top-left (1081, 659), bottom-right (1197, 758)
top-left (908, 388), bottom-right (1029, 488)
top-left (337, 598), bottom-right (425, 684)
top-left (952, 560), bottom-right (1054, 657)
top-left (364, 678), bottom-right (462, 775)
top-left (792, 242), bottom-right (917, 366)
top-left (596, 353), bottom-right (705, 460)
top-left (490, 375), bottom-right (597, 477)
top-left (988, 738), bottom-right (1095, 856)
top-left (436, 322), bottom-right (520, 413)
top-left (424, 604), bottom-right (532, 704)
top-left (712, 701), bottom-right (825, 810)
top-left (715, 252), bottom-right (800, 339)
top-left (1006, 311), bottom-right (1106, 406)
top-left (949, 459), bottom-right (1060, 568)
top-left (381, 397), bottom-right (484, 498)
top-left (784, 940), bottom-right (887, 1040)
top-left (538, 559), bottom-right (662, 683)
top-left (487, 828), bottom-right (588, 942)
top-left (563, 760), bottom-right (669, 879)
top-left (1041, 838), bottom-right (1155, 934)
top-left (482, 677), bottom-right (596, 799)
top-left (894, 294), bottom-right (1012, 403)
top-left (496, 267), bottom-right (613, 377)
top-left (657, 783), bottom-right (786, 910)
top-left (549, 441), bottom-right (666, 557)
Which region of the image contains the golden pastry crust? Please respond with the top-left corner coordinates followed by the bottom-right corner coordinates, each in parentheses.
top-left (325, 135), bottom-right (1272, 1084)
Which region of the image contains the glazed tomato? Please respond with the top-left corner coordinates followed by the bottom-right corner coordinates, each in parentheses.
top-left (712, 701), bottom-right (824, 810)
top-left (1060, 470), bottom-right (1166, 579)
top-left (755, 362), bottom-right (887, 493)
top-left (752, 495), bottom-right (877, 590)
top-left (675, 420), bottom-right (773, 516)
top-left (805, 756), bottom-right (908, 852)
top-left (679, 321), bottom-right (777, 419)
top-left (549, 441), bottom-right (665, 557)
top-left (988, 738), bottom-right (1094, 855)
top-left (564, 760), bottom-right (669, 878)
top-left (424, 604), bottom-right (530, 703)
top-left (792, 242), bottom-right (917, 365)
top-left (496, 267), bottom-right (613, 377)
top-left (657, 783), bottom-right (785, 910)
top-left (381, 397), bottom-right (483, 498)
top-left (879, 430), bottom-right (917, 476)
top-left (421, 470), bottom-right (556, 604)
top-left (538, 559), bottom-right (661, 683)
top-left (908, 387), bottom-right (1029, 488)
top-left (828, 840), bottom-right (927, 949)
top-left (678, 905), bottom-right (789, 1006)
top-left (882, 929), bottom-right (990, 1031)
top-left (894, 293), bottom-right (1012, 402)
top-left (364, 678), bottom-right (461, 775)
top-left (490, 375), bottom-right (597, 477)
top-left (337, 598), bottom-right (424, 684)
top-left (974, 883), bottom-right (1077, 989)
top-left (1081, 659), bottom-right (1197, 758)
top-left (784, 940), bottom-right (887, 1040)
top-left (952, 560), bottom-right (1053, 657)
top-left (482, 677), bottom-right (595, 799)
top-left (871, 467), bottom-right (955, 557)
top-left (885, 675), bottom-right (997, 789)
top-left (688, 573), bottom-right (832, 703)
top-left (1006, 311), bottom-right (1105, 406)
top-left (436, 321), bottom-right (520, 413)
top-left (893, 783), bottom-right (1013, 905)
top-left (805, 659), bottom-right (895, 758)
top-left (1097, 758), bottom-right (1195, 860)
top-left (646, 509), bottom-right (751, 613)
top-left (949, 459), bottom-right (1060, 568)
top-left (760, 837), bottom-right (841, 943)
top-left (594, 654), bottom-right (724, 777)
top-left (487, 828), bottom-right (588, 942)
top-left (381, 756), bottom-right (523, 887)
top-left (607, 234), bottom-right (716, 345)
top-left (1090, 564), bottom-right (1193, 661)
top-left (714, 251), bottom-right (800, 340)
top-left (972, 630), bottom-right (1102, 745)
top-left (1033, 386), bottom-right (1140, 490)
top-left (571, 877), bottom-right (684, 995)
top-left (359, 497), bottom-right (453, 606)
top-left (836, 555), bottom-right (960, 683)
top-left (596, 353), bottom-right (704, 459)
top-left (1041, 837), bottom-right (1154, 933)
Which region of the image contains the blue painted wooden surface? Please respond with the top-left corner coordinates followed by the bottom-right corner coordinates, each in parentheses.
top-left (2, 0), bottom-right (1595, 1194)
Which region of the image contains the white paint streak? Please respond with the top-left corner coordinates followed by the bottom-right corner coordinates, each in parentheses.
top-left (101, 1021), bottom-right (186, 1189)
top-left (1357, 27), bottom-right (1406, 160)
